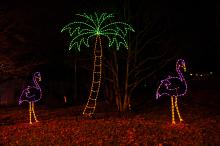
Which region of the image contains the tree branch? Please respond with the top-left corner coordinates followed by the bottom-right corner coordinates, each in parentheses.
top-left (128, 55), bottom-right (177, 94)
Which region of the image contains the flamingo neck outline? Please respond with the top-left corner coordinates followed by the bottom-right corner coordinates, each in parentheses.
top-left (176, 59), bottom-right (187, 96)
top-left (176, 59), bottom-right (186, 81)
top-left (33, 72), bottom-right (41, 90)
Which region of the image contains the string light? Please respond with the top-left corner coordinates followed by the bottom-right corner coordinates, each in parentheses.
top-left (156, 59), bottom-right (187, 124)
top-left (189, 72), bottom-right (214, 80)
top-left (19, 72), bottom-right (42, 124)
top-left (61, 12), bottom-right (134, 116)
top-left (61, 13), bottom-right (134, 51)
top-left (171, 96), bottom-right (175, 124)
top-left (175, 97), bottom-right (183, 122)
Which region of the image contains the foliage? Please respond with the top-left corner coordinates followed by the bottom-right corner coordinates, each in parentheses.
top-left (61, 13), bottom-right (134, 51)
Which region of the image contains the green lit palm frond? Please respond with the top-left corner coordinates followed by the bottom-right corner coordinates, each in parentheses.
top-left (61, 12), bottom-right (134, 51)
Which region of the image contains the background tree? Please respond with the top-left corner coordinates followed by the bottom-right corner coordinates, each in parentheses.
top-left (103, 0), bottom-right (182, 112)
top-left (0, 5), bottom-right (49, 106)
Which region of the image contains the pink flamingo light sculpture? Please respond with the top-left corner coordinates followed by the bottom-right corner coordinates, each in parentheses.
top-left (156, 59), bottom-right (187, 124)
top-left (19, 72), bottom-right (42, 124)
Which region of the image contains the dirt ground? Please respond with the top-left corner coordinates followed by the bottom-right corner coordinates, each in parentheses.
top-left (0, 87), bottom-right (219, 145)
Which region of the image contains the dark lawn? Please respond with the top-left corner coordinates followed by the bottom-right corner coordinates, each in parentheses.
top-left (0, 88), bottom-right (219, 145)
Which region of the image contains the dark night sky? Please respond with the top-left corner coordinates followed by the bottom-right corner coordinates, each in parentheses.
top-left (1, 0), bottom-right (218, 72)
top-left (169, 2), bottom-right (217, 71)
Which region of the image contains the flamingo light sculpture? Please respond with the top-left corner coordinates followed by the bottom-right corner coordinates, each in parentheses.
top-left (156, 59), bottom-right (187, 124)
top-left (19, 72), bottom-right (42, 124)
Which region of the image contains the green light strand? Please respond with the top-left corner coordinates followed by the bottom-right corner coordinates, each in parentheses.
top-left (61, 12), bottom-right (134, 51)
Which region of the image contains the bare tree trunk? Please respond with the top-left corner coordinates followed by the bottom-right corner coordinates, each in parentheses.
top-left (123, 60), bottom-right (130, 111)
top-left (103, 0), bottom-right (178, 113)
top-left (115, 66), bottom-right (123, 112)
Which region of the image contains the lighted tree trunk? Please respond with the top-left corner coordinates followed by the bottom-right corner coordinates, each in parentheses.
top-left (61, 13), bottom-right (134, 115)
top-left (83, 36), bottom-right (102, 116)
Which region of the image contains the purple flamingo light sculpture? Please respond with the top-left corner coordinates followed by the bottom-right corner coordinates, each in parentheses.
top-left (156, 59), bottom-right (187, 124)
top-left (19, 72), bottom-right (42, 124)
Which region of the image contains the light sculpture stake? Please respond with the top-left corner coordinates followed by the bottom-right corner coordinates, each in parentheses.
top-left (156, 59), bottom-right (187, 124)
top-left (61, 12), bottom-right (134, 116)
top-left (19, 72), bottom-right (42, 124)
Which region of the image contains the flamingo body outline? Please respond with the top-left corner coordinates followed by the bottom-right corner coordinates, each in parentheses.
top-left (19, 72), bottom-right (42, 124)
top-left (156, 59), bottom-right (187, 124)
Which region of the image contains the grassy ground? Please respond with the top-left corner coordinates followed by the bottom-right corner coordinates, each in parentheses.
top-left (0, 88), bottom-right (219, 145)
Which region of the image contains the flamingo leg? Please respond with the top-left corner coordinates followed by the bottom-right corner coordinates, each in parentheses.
top-left (32, 102), bottom-right (39, 122)
top-left (29, 102), bottom-right (32, 124)
top-left (171, 96), bottom-right (176, 124)
top-left (174, 96), bottom-right (183, 122)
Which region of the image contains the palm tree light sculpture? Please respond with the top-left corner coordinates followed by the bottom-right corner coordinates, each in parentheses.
top-left (156, 59), bottom-right (187, 124)
top-left (61, 13), bottom-right (134, 116)
top-left (19, 72), bottom-right (42, 124)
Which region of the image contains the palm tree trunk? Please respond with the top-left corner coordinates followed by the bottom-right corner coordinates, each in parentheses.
top-left (83, 36), bottom-right (102, 116)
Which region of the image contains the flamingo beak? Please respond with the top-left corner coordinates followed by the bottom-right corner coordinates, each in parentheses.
top-left (39, 77), bottom-right (42, 82)
top-left (183, 66), bottom-right (186, 72)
